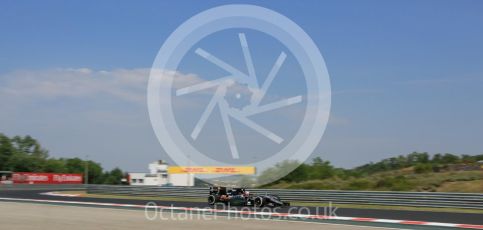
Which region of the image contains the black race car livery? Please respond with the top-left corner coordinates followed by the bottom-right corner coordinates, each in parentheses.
top-left (208, 186), bottom-right (290, 207)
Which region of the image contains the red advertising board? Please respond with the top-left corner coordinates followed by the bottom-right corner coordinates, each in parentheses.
top-left (12, 172), bottom-right (83, 184)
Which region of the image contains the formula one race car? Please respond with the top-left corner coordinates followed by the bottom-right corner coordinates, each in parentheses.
top-left (208, 186), bottom-right (290, 207)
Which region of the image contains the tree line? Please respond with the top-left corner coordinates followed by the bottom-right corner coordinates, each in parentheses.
top-left (353, 152), bottom-right (483, 175)
top-left (0, 133), bottom-right (124, 184)
top-left (3, 133), bottom-right (481, 188)
top-left (259, 152), bottom-right (483, 186)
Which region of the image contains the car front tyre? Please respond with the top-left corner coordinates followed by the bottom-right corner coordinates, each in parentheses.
top-left (254, 197), bottom-right (264, 207)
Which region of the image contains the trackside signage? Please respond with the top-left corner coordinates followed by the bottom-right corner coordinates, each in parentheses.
top-left (12, 172), bottom-right (83, 184)
top-left (168, 166), bottom-right (255, 175)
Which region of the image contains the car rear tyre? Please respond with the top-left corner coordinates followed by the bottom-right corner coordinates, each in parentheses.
top-left (208, 195), bottom-right (216, 205)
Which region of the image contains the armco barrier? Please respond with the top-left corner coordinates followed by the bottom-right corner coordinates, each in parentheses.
top-left (86, 185), bottom-right (483, 210)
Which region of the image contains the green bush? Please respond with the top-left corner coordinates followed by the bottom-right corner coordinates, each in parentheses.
top-left (346, 179), bottom-right (372, 190)
top-left (414, 163), bottom-right (433, 174)
top-left (375, 176), bottom-right (414, 191)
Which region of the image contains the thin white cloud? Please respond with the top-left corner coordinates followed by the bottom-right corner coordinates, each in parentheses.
top-left (0, 68), bottom-right (203, 104)
top-left (395, 76), bottom-right (482, 87)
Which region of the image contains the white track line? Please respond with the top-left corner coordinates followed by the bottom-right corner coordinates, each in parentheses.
top-left (41, 192), bottom-right (81, 197)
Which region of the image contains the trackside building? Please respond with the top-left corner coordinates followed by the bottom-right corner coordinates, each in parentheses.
top-left (128, 160), bottom-right (194, 186)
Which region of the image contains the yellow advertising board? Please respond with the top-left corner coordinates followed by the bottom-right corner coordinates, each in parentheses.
top-left (168, 166), bottom-right (255, 175)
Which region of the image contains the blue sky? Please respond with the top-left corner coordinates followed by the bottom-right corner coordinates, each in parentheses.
top-left (1, 0), bottom-right (482, 171)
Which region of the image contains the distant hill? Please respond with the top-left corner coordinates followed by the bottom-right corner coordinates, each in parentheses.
top-left (261, 152), bottom-right (483, 192)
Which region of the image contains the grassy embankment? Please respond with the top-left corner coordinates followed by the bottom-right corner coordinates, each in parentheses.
top-left (264, 169), bottom-right (483, 193)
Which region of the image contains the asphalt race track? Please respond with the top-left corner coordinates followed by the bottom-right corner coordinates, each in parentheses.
top-left (0, 189), bottom-right (482, 227)
top-left (0, 202), bottom-right (406, 230)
